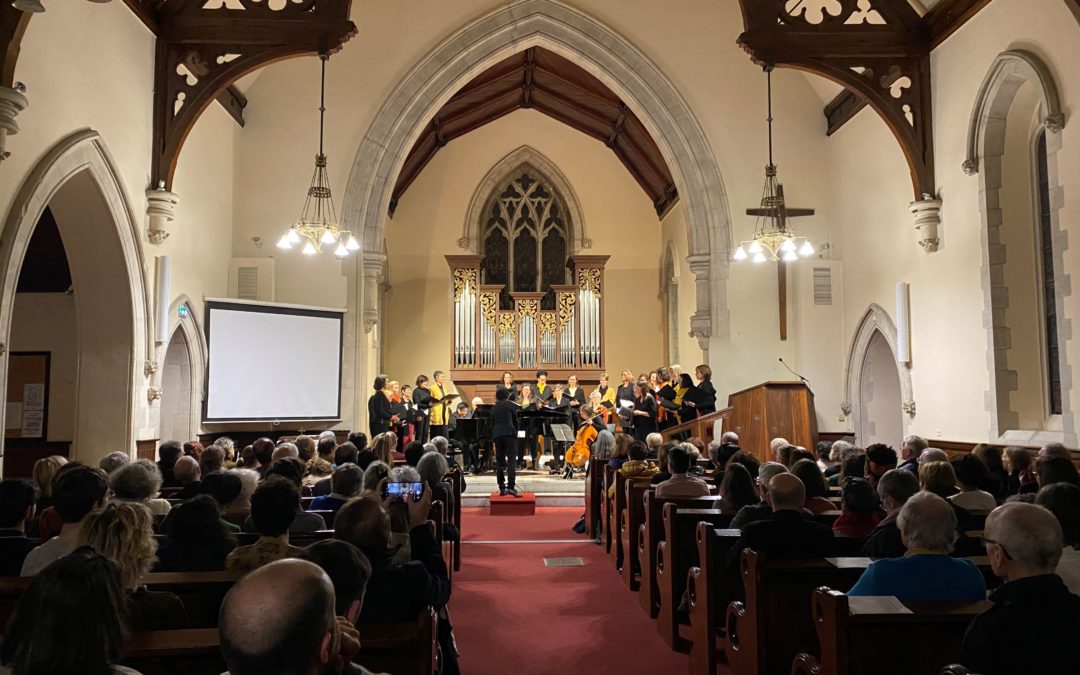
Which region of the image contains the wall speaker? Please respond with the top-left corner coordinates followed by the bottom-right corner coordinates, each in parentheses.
top-left (896, 281), bottom-right (910, 364)
top-left (156, 255), bottom-right (172, 343)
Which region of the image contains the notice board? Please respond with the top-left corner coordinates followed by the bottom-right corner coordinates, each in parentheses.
top-left (5, 352), bottom-right (50, 440)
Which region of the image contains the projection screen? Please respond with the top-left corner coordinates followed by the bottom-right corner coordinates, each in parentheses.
top-left (204, 299), bottom-right (343, 423)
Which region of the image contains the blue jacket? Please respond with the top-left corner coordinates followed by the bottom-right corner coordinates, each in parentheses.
top-left (847, 553), bottom-right (986, 603)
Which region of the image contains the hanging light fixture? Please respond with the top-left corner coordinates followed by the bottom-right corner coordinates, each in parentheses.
top-left (11, 0), bottom-right (46, 12)
top-left (277, 53), bottom-right (359, 256)
top-left (732, 65), bottom-right (816, 263)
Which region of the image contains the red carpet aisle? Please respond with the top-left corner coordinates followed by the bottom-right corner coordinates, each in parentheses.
top-left (451, 507), bottom-right (688, 674)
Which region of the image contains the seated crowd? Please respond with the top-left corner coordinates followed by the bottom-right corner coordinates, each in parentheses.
top-left (0, 429), bottom-right (462, 675)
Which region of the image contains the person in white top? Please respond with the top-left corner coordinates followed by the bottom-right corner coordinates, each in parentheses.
top-left (948, 454), bottom-right (998, 515)
top-left (1036, 482), bottom-right (1080, 595)
top-left (21, 465), bottom-right (109, 576)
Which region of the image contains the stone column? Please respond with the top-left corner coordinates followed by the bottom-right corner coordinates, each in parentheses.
top-left (687, 253), bottom-right (713, 361)
top-left (0, 84), bottom-right (28, 163)
top-left (146, 186), bottom-right (179, 244)
top-left (910, 195), bottom-right (943, 253)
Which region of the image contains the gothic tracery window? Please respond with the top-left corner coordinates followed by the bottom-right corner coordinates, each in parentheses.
top-left (481, 169), bottom-right (570, 309)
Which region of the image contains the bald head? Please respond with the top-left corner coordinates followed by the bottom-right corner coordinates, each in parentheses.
top-left (272, 442), bottom-right (300, 463)
top-left (918, 448), bottom-right (949, 465)
top-left (768, 473), bottom-right (806, 510)
top-left (219, 559), bottom-right (336, 675)
top-left (985, 502), bottom-right (1063, 579)
top-left (173, 455), bottom-right (200, 484)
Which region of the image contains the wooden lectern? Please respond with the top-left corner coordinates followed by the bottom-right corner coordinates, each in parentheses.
top-left (724, 381), bottom-right (818, 463)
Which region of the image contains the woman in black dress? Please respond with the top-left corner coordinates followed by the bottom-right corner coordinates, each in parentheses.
top-left (630, 379), bottom-right (657, 443)
top-left (694, 364), bottom-right (717, 415)
top-left (495, 370), bottom-right (518, 403)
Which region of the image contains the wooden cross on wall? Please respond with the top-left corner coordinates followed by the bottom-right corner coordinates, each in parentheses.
top-left (745, 184), bottom-right (814, 341)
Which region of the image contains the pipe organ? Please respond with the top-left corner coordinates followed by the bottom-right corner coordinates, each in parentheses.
top-left (447, 255), bottom-right (609, 389)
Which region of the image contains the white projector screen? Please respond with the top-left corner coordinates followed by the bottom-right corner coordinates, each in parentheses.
top-left (204, 300), bottom-right (343, 422)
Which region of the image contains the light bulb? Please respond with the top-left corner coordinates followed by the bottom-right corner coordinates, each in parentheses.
top-left (799, 241), bottom-right (815, 257)
top-left (748, 240), bottom-right (763, 255)
top-left (287, 229), bottom-right (301, 244)
top-left (320, 229), bottom-right (338, 244)
top-left (345, 235), bottom-right (360, 251)
top-left (782, 250), bottom-right (798, 262)
top-left (752, 252), bottom-right (767, 263)
top-left (276, 234), bottom-right (293, 250)
top-left (302, 241), bottom-right (317, 255)
top-left (732, 246), bottom-right (748, 261)
top-left (780, 239), bottom-right (796, 253)
top-left (334, 242), bottom-right (348, 258)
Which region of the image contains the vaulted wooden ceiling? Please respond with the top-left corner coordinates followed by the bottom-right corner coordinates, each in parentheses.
top-left (389, 47), bottom-right (678, 218)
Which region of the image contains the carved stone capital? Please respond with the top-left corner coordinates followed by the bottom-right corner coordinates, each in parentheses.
top-left (0, 85), bottom-right (29, 163)
top-left (147, 387), bottom-right (162, 403)
top-left (910, 195), bottom-right (942, 253)
top-left (961, 159), bottom-right (979, 176)
top-left (144, 360), bottom-right (158, 377)
top-left (457, 237), bottom-right (471, 249)
top-left (581, 238), bottom-right (592, 249)
top-left (840, 401), bottom-right (852, 416)
top-left (1045, 113), bottom-right (1065, 134)
top-left (361, 252), bottom-right (386, 334)
top-left (146, 188), bottom-right (179, 245)
top-left (902, 400), bottom-right (916, 416)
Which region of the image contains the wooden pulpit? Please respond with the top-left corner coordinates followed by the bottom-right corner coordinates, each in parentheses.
top-left (724, 381), bottom-right (818, 463)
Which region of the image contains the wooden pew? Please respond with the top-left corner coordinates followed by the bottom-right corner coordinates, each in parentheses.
top-left (620, 480), bottom-right (654, 589)
top-left (289, 529), bottom-right (336, 548)
top-left (656, 506), bottom-right (730, 652)
top-left (121, 628), bottom-right (223, 675)
top-left (792, 589), bottom-right (988, 675)
top-left (637, 494), bottom-right (722, 617)
top-left (609, 476), bottom-right (653, 572)
top-left (585, 457), bottom-right (607, 539)
top-left (723, 550), bottom-right (869, 675)
top-left (602, 464), bottom-right (617, 553)
top-left (446, 470), bottom-right (463, 571)
top-left (357, 607), bottom-right (439, 675)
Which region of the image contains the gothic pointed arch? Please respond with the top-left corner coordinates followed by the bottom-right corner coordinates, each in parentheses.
top-left (461, 146), bottom-right (587, 253)
top-left (843, 304), bottom-right (914, 440)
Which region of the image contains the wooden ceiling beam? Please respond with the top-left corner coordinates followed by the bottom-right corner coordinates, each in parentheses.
top-left (1069, 0), bottom-right (1080, 24)
top-left (0, 4), bottom-right (30, 88)
top-left (121, 0), bottom-right (161, 35)
top-left (925, 0), bottom-right (995, 48)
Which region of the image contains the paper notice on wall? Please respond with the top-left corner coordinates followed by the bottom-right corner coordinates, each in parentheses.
top-left (21, 410), bottom-right (43, 438)
top-left (5, 403), bottom-right (22, 429)
top-left (23, 383), bottom-right (45, 412)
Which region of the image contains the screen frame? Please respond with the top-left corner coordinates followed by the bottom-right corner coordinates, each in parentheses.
top-left (202, 298), bottom-right (344, 424)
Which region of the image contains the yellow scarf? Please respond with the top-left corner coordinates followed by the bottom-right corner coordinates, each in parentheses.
top-left (430, 382), bottom-right (446, 425)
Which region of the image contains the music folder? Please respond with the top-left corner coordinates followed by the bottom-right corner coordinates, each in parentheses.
top-left (682, 386), bottom-right (712, 407)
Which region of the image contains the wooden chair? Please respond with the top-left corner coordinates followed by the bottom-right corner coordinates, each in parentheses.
top-left (792, 588), bottom-right (988, 675)
top-left (357, 607), bottom-right (439, 675)
top-left (656, 506), bottom-right (728, 652)
top-left (637, 494), bottom-right (722, 618)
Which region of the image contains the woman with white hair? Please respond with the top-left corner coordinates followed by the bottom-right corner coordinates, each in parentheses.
top-left (591, 430), bottom-right (616, 462)
top-left (418, 451), bottom-right (459, 542)
top-left (109, 460), bottom-right (172, 517)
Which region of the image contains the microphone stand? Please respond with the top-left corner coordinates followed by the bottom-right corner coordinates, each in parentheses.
top-left (778, 357), bottom-right (813, 397)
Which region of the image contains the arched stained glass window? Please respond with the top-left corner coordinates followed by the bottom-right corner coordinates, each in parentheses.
top-left (481, 168), bottom-right (571, 309)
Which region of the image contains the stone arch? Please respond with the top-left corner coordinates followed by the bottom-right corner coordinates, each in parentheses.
top-left (340, 0), bottom-right (732, 429)
top-left (964, 49), bottom-right (1073, 444)
top-left (843, 304), bottom-right (914, 441)
top-left (0, 129), bottom-right (152, 468)
top-left (460, 145), bottom-right (588, 252)
top-left (160, 294), bottom-right (206, 442)
top-left (661, 243), bottom-right (679, 365)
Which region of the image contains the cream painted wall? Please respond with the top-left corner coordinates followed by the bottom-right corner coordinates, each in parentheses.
top-left (860, 330), bottom-right (904, 446)
top-left (659, 201), bottom-right (702, 373)
top-left (824, 0), bottom-right (1080, 445)
top-left (9, 294), bottom-right (76, 442)
top-left (382, 109), bottom-right (663, 382)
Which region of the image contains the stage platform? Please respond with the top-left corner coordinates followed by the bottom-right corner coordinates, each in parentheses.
top-left (462, 469), bottom-right (584, 508)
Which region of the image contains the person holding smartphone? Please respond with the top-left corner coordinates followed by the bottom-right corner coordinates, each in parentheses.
top-left (492, 386), bottom-right (520, 497)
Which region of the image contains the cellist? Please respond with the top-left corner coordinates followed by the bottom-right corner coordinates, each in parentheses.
top-left (563, 404), bottom-right (602, 477)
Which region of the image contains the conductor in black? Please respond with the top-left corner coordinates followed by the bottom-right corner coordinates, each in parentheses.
top-left (492, 386), bottom-right (521, 497)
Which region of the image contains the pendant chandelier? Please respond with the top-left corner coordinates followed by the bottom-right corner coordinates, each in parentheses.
top-left (277, 54), bottom-right (358, 257)
top-left (732, 65), bottom-right (815, 264)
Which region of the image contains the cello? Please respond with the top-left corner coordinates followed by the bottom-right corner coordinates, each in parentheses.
top-left (564, 406), bottom-right (601, 472)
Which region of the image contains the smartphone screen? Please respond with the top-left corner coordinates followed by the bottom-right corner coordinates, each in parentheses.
top-left (383, 481), bottom-right (424, 503)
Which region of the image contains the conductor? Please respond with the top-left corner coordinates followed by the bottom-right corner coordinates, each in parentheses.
top-left (492, 386), bottom-right (521, 497)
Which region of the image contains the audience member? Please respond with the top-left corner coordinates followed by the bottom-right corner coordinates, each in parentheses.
top-left (348, 431), bottom-right (369, 453)
top-left (645, 432), bottom-right (664, 460)
top-left (918, 447), bottom-right (949, 466)
top-left (607, 441), bottom-right (658, 496)
top-left (833, 477), bottom-right (883, 537)
top-left (155, 495), bottom-right (237, 572)
top-left (590, 430), bottom-right (615, 461)
top-left (306, 435), bottom-right (336, 490)
top-left (361, 461), bottom-right (391, 495)
top-left (1035, 482), bottom-right (1080, 595)
top-left (221, 468), bottom-right (258, 527)
top-left (110, 459), bottom-right (172, 516)
top-left (650, 441), bottom-right (676, 485)
top-left (310, 463), bottom-right (364, 520)
top-left (815, 441), bottom-right (836, 475)
top-left (848, 492), bottom-right (986, 602)
top-left (243, 460), bottom-right (326, 534)
top-left (730, 462), bottom-right (789, 529)
top-left (30, 455), bottom-right (67, 512)
top-left (1038, 442), bottom-right (1071, 462)
top-left (157, 441), bottom-right (183, 488)
top-left (864, 444), bottom-right (898, 488)
top-left (898, 435), bottom-right (928, 473)
top-left (919, 460), bottom-right (958, 498)
top-left (404, 440), bottom-right (427, 467)
top-left (838, 451), bottom-right (867, 485)
top-left (973, 444), bottom-right (1008, 501)
top-left (717, 463), bottom-right (757, 511)
top-left (183, 441), bottom-right (204, 459)
top-left (199, 444), bottom-right (225, 476)
top-left (1036, 456), bottom-right (1080, 488)
top-left (950, 454), bottom-right (998, 514)
top-left (213, 436), bottom-right (237, 465)
top-left (219, 558), bottom-right (368, 675)
top-left (299, 539), bottom-right (373, 625)
top-left (1, 548), bottom-right (141, 675)
top-left (198, 470), bottom-right (243, 530)
top-left (790, 459), bottom-right (833, 514)
top-left (776, 444), bottom-right (798, 468)
top-left (655, 444), bottom-right (710, 498)
top-left (227, 477), bottom-right (306, 572)
top-left (172, 455), bottom-right (202, 500)
top-left (335, 442), bottom-right (361, 468)
top-left (250, 437), bottom-right (275, 476)
top-left (369, 433), bottom-right (395, 466)
top-left (728, 451), bottom-right (761, 480)
top-left (958, 502), bottom-right (1080, 675)
top-left (271, 442), bottom-right (300, 463)
top-left (1004, 446), bottom-right (1037, 496)
top-left (862, 468), bottom-right (920, 559)
top-left (355, 447), bottom-right (377, 471)
top-left (826, 440), bottom-right (856, 482)
top-left (607, 433), bottom-right (633, 469)
top-left (79, 501), bottom-right (188, 630)
top-left (98, 451), bottom-right (130, 476)
top-left (21, 465), bottom-right (107, 576)
top-left (0, 479), bottom-right (39, 576)
top-left (769, 437), bottom-right (790, 462)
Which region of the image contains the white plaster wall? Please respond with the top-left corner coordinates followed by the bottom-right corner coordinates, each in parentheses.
top-left (9, 294), bottom-right (76, 442)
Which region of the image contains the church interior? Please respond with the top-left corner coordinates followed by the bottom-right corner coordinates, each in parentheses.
top-left (0, 0), bottom-right (1078, 674)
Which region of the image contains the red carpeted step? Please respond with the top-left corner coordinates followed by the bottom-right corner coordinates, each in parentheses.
top-left (489, 491), bottom-right (536, 516)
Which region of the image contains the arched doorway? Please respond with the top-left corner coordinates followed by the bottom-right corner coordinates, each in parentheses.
top-left (0, 131), bottom-right (151, 473)
top-left (858, 331), bottom-right (903, 447)
top-left (159, 329), bottom-right (194, 444)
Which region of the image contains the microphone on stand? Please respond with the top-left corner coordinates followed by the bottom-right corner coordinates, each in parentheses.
top-left (778, 357), bottom-right (810, 384)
